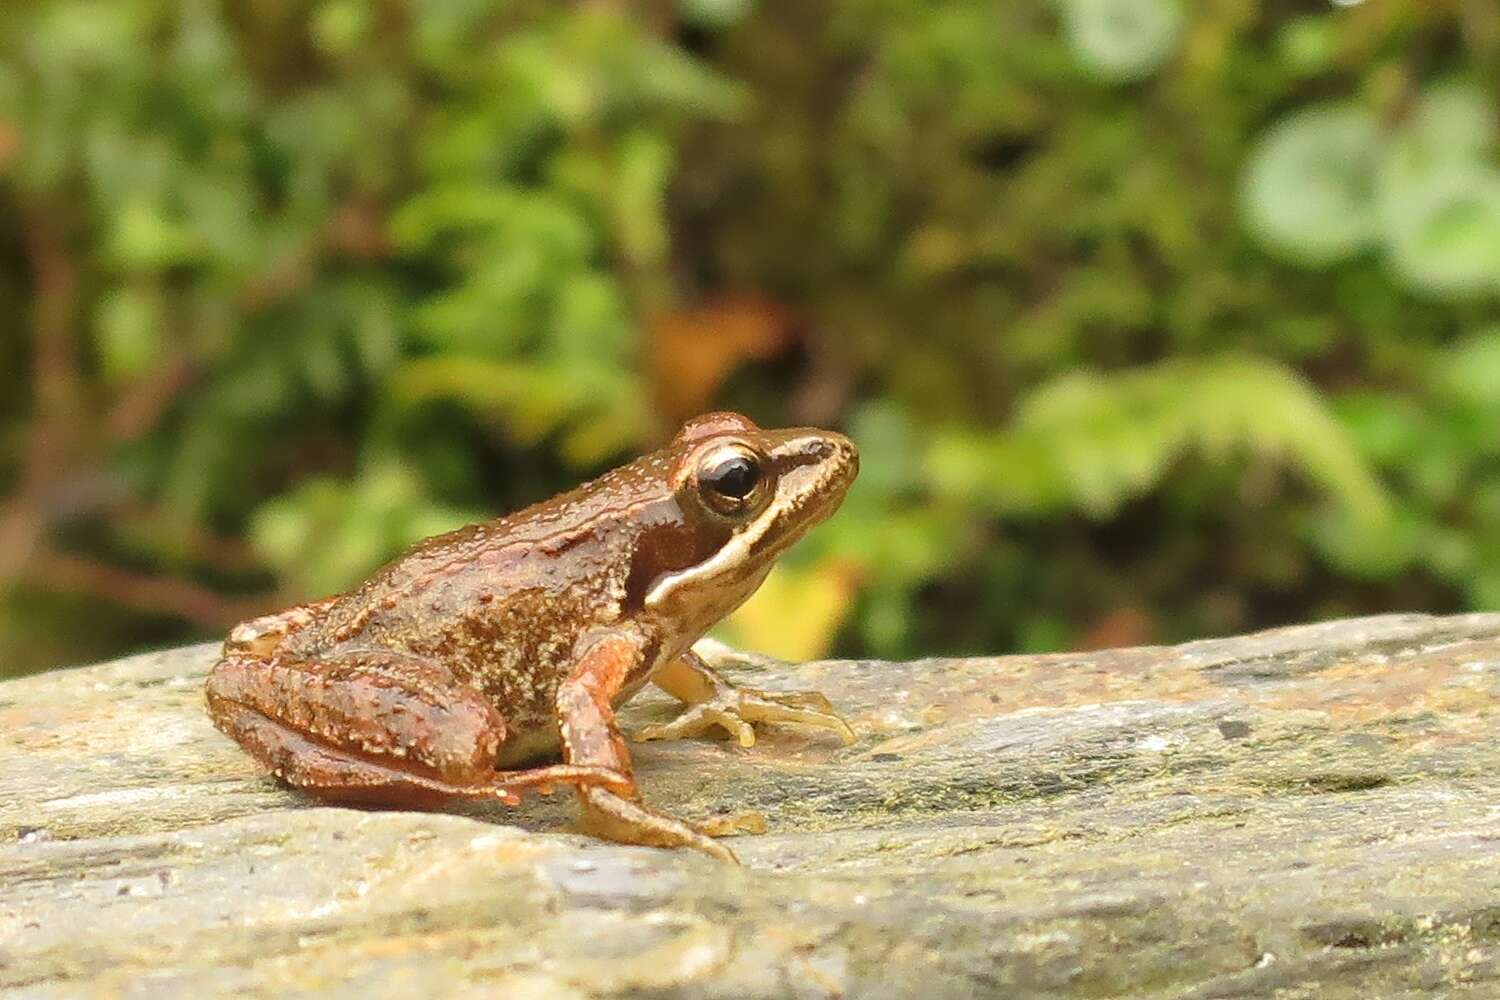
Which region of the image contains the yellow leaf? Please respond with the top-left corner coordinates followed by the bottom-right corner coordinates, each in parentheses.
top-left (717, 558), bottom-right (860, 661)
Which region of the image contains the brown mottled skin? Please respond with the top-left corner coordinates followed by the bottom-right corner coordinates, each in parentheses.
top-left (206, 412), bottom-right (858, 861)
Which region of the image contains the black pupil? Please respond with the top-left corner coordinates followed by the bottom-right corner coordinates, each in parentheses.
top-left (704, 455), bottom-right (760, 499)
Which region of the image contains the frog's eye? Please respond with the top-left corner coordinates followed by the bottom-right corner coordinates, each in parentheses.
top-left (695, 444), bottom-right (767, 517)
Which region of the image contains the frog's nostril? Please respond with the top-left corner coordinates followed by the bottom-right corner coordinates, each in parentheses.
top-left (789, 437), bottom-right (832, 462)
top-left (782, 432), bottom-right (857, 472)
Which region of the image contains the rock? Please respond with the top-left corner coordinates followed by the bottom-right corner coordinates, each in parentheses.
top-left (2, 613), bottom-right (1499, 998)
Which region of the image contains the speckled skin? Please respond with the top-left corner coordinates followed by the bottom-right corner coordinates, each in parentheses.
top-left (205, 412), bottom-right (858, 859)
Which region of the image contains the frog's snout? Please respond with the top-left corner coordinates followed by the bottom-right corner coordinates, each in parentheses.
top-left (808, 432), bottom-right (859, 486)
top-left (786, 431), bottom-right (857, 470)
top-left (826, 432), bottom-right (859, 478)
top-left (776, 430), bottom-right (859, 512)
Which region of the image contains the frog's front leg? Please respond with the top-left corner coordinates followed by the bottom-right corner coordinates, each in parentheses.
top-left (557, 631), bottom-right (738, 863)
top-left (206, 649), bottom-right (630, 805)
top-left (634, 647), bottom-right (855, 748)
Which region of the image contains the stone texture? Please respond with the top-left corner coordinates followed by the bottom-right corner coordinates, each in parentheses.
top-left (1, 613), bottom-right (1499, 998)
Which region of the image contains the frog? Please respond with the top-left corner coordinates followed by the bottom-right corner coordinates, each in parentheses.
top-left (205, 411), bottom-right (858, 862)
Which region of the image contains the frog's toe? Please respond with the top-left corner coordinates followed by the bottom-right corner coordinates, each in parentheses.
top-left (634, 702), bottom-right (757, 748)
top-left (578, 785), bottom-right (741, 864)
top-left (690, 836), bottom-right (740, 864)
top-left (754, 688), bottom-right (835, 714)
top-left (639, 689), bottom-right (855, 748)
top-left (738, 688), bottom-right (856, 745)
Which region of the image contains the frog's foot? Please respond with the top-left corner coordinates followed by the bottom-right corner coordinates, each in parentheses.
top-left (578, 785), bottom-right (738, 864)
top-left (636, 686), bottom-right (853, 748)
top-left (639, 650), bottom-right (856, 748)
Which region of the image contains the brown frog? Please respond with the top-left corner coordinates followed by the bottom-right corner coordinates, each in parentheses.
top-left (206, 412), bottom-right (858, 861)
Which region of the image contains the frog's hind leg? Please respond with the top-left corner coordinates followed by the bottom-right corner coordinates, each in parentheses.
top-left (206, 650), bottom-right (629, 807)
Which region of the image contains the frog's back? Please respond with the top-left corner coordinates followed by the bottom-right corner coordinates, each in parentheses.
top-left (286, 450), bottom-right (687, 662)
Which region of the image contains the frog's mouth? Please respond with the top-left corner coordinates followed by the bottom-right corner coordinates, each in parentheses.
top-left (644, 430), bottom-right (858, 613)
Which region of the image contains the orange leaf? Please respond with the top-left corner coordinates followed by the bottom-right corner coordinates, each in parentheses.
top-left (647, 296), bottom-right (796, 422)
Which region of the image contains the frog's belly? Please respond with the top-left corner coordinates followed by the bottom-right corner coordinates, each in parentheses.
top-left (495, 722), bottom-right (563, 767)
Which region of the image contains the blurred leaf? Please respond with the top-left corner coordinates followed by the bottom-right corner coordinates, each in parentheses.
top-left (28, 1), bottom-right (143, 70)
top-left (1395, 83), bottom-right (1494, 167)
top-left (311, 0), bottom-right (374, 57)
top-left (680, 0), bottom-right (757, 30)
top-left (251, 463), bottom-right (483, 598)
top-left (1242, 104), bottom-right (1382, 266)
top-left (932, 357), bottom-right (1390, 523)
top-left (1304, 506), bottom-right (1424, 580)
top-left (1275, 16), bottom-right (1339, 78)
top-left (1465, 564), bottom-right (1500, 610)
top-left (612, 130), bottom-right (674, 276)
top-left (855, 582), bottom-right (914, 658)
top-left (1383, 166), bottom-right (1500, 297)
top-left (394, 357), bottom-right (645, 465)
top-left (846, 401), bottom-right (922, 496)
top-left (647, 297), bottom-right (795, 422)
top-left (1333, 391), bottom-right (1427, 467)
top-left (94, 285), bottom-right (162, 383)
top-left (719, 559), bottom-right (861, 661)
top-left (108, 197), bottom-right (202, 270)
top-left (1431, 327), bottom-right (1500, 412)
top-left (1061, 0), bottom-right (1184, 83)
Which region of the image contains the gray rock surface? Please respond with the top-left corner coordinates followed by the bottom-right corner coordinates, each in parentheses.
top-left (2, 614), bottom-right (1499, 998)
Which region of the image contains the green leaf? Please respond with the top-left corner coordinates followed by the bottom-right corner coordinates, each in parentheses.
top-left (107, 197), bottom-right (202, 270)
top-left (1275, 16), bottom-right (1339, 77)
top-left (1399, 83), bottom-right (1494, 165)
top-left (612, 130), bottom-right (674, 271)
top-left (1383, 165), bottom-right (1500, 297)
top-left (311, 0), bottom-right (374, 57)
top-left (1304, 506), bottom-right (1424, 580)
top-left (1241, 104), bottom-right (1382, 266)
top-left (680, 0), bottom-right (756, 30)
top-left (1061, 0), bottom-right (1184, 83)
top-left (932, 357), bottom-right (1391, 524)
top-left (1333, 391), bottom-right (1426, 467)
top-left (392, 357), bottom-right (646, 465)
top-left (94, 285), bottom-right (162, 382)
top-left (251, 463), bottom-right (482, 598)
top-left (1431, 328), bottom-right (1500, 410)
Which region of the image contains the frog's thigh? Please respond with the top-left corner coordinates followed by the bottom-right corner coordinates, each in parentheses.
top-left (557, 633), bottom-right (737, 863)
top-left (207, 650), bottom-right (509, 804)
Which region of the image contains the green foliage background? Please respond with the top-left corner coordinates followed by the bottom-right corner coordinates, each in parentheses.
top-left (2, 0), bottom-right (1499, 676)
